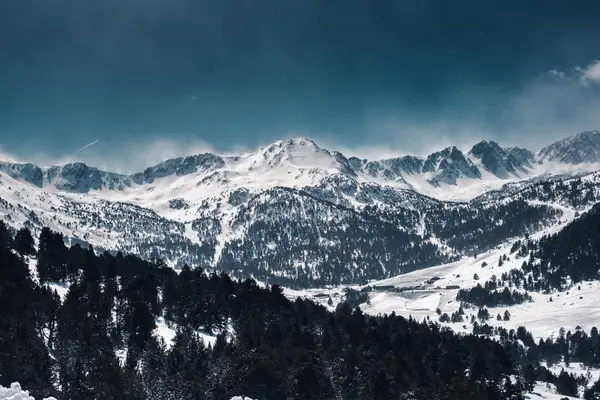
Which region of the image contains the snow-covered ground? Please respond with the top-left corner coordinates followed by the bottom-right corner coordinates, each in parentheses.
top-left (527, 382), bottom-right (578, 400)
top-left (290, 200), bottom-right (600, 396)
top-left (282, 286), bottom-right (352, 311)
top-left (543, 361), bottom-right (600, 391)
top-left (360, 242), bottom-right (600, 342)
top-left (0, 383), bottom-right (55, 400)
top-left (281, 201), bottom-right (598, 342)
top-left (153, 317), bottom-right (220, 348)
top-left (351, 200), bottom-right (600, 341)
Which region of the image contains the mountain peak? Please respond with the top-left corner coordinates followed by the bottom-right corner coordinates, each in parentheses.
top-left (570, 130), bottom-right (600, 140)
top-left (422, 146), bottom-right (481, 185)
top-left (0, 162), bottom-right (44, 187)
top-left (45, 162), bottom-right (131, 192)
top-left (250, 138), bottom-right (359, 178)
top-left (467, 140), bottom-right (533, 178)
top-left (261, 138), bottom-right (321, 153)
top-left (469, 140), bottom-right (502, 153)
top-left (132, 153), bottom-right (225, 184)
top-left (538, 130), bottom-right (600, 164)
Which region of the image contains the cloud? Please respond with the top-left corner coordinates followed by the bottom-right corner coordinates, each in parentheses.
top-left (500, 64), bottom-right (600, 149)
top-left (328, 59), bottom-right (600, 155)
top-left (579, 60), bottom-right (600, 85)
top-left (2, 59), bottom-right (600, 169)
top-left (550, 60), bottom-right (600, 86)
top-left (0, 146), bottom-right (22, 164)
top-left (1, 133), bottom-right (266, 174)
top-left (0, 136), bottom-right (220, 174)
top-left (74, 137), bottom-right (223, 174)
top-left (304, 120), bottom-right (486, 160)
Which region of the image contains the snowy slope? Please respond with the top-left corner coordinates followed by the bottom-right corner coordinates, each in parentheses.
top-left (0, 383), bottom-right (55, 400)
top-left (279, 197), bottom-right (600, 341)
top-left (2, 132), bottom-right (600, 286)
top-left (350, 199), bottom-right (600, 344)
top-left (539, 130), bottom-right (600, 164)
top-left (527, 383), bottom-right (579, 400)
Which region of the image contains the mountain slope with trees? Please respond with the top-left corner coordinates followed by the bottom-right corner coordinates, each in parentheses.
top-left (2, 133), bottom-right (600, 288)
top-left (0, 221), bottom-right (537, 400)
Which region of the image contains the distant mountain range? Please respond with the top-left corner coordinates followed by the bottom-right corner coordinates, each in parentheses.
top-left (1, 130), bottom-right (600, 287)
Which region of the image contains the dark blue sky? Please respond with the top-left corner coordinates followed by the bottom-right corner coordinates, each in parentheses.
top-left (1, 0), bottom-right (600, 170)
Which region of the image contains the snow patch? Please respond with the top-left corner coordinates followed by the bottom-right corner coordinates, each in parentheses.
top-left (0, 383), bottom-right (56, 400)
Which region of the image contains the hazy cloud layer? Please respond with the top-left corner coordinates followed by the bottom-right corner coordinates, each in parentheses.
top-left (0, 137), bottom-right (218, 174)
top-left (1, 57), bottom-right (599, 173)
top-left (1, 1), bottom-right (599, 170)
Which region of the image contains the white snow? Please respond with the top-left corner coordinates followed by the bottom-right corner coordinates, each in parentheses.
top-left (153, 317), bottom-right (219, 348)
top-left (526, 382), bottom-right (579, 400)
top-left (154, 317), bottom-right (178, 347)
top-left (541, 361), bottom-right (600, 391)
top-left (47, 282), bottom-right (69, 301)
top-left (278, 198), bottom-right (599, 343)
top-left (0, 383), bottom-right (55, 400)
top-left (2, 135), bottom-right (600, 271)
top-left (360, 248), bottom-right (600, 341)
top-left (283, 286), bottom-right (351, 311)
top-left (351, 200), bottom-right (600, 341)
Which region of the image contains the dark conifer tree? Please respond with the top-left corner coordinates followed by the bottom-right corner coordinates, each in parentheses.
top-left (0, 224), bottom-right (53, 397)
top-left (14, 226), bottom-right (35, 256)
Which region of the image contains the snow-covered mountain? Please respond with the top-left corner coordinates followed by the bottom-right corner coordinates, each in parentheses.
top-left (468, 140), bottom-right (533, 178)
top-left (1, 131), bottom-right (600, 287)
top-left (538, 130), bottom-right (600, 164)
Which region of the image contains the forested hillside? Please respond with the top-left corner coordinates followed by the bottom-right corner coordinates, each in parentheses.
top-left (3, 135), bottom-right (600, 289)
top-left (0, 221), bottom-right (532, 400)
top-left (493, 202), bottom-right (600, 292)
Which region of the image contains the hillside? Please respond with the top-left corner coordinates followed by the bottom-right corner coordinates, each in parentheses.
top-left (0, 223), bottom-right (531, 400)
top-left (1, 131), bottom-right (600, 287)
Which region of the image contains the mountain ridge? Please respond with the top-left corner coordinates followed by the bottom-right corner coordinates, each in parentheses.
top-left (2, 131), bottom-right (600, 199)
top-left (1, 130), bottom-right (600, 287)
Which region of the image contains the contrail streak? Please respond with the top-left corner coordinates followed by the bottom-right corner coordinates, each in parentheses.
top-left (73, 140), bottom-right (100, 154)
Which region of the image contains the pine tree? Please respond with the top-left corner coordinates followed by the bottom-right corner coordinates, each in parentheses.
top-left (14, 227), bottom-right (35, 256)
top-left (0, 220), bottom-right (13, 250)
top-left (0, 235), bottom-right (53, 397)
top-left (556, 370), bottom-right (578, 397)
top-left (523, 364), bottom-right (536, 392)
top-left (584, 377), bottom-right (600, 400)
top-left (37, 228), bottom-right (67, 282)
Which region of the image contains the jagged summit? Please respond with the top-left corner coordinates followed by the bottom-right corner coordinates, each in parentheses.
top-left (505, 147), bottom-right (535, 169)
top-left (0, 162), bottom-right (44, 187)
top-left (468, 140), bottom-right (533, 178)
top-left (247, 137), bottom-right (357, 178)
top-left (131, 153), bottom-right (225, 184)
top-left (45, 162), bottom-right (132, 192)
top-left (2, 130), bottom-right (600, 287)
top-left (254, 138), bottom-right (334, 165)
top-left (538, 130), bottom-right (600, 164)
top-left (2, 131), bottom-right (600, 197)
